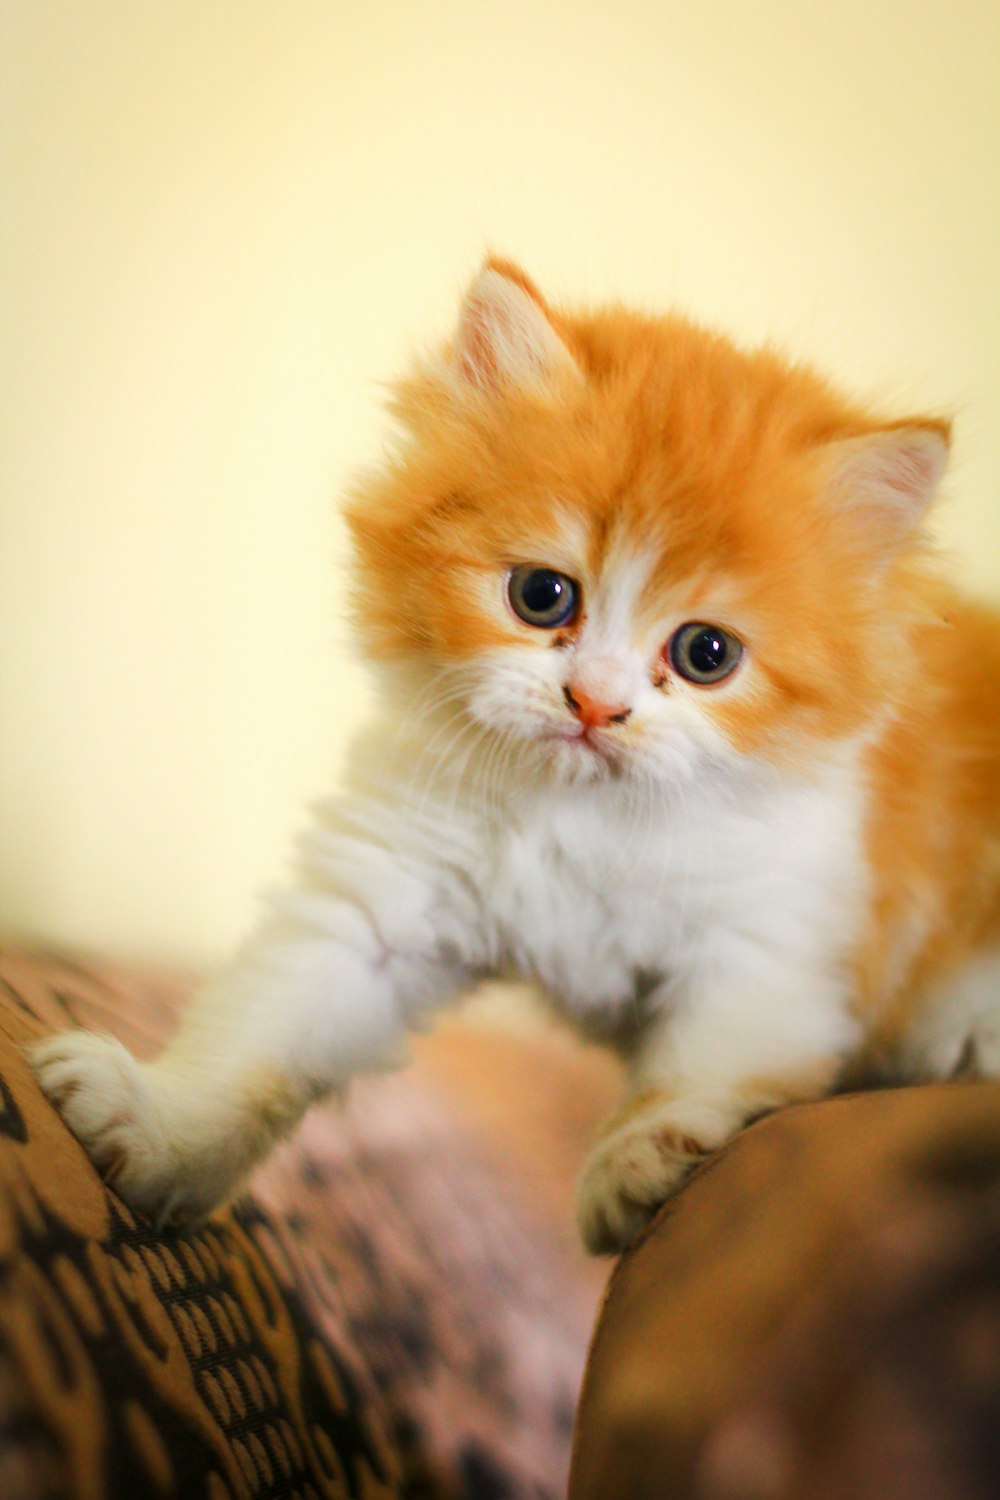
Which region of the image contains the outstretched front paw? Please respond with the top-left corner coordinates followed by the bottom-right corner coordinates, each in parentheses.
top-left (576, 1091), bottom-right (733, 1255)
top-left (29, 1030), bottom-right (223, 1227)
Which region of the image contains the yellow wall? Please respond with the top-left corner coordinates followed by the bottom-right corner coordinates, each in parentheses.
top-left (2, 0), bottom-right (998, 963)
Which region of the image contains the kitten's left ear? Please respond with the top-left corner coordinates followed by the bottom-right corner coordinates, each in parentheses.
top-left (449, 260), bottom-right (582, 397)
top-left (821, 420), bottom-right (951, 548)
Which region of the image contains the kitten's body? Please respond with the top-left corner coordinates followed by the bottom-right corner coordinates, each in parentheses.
top-left (33, 262), bottom-right (1000, 1251)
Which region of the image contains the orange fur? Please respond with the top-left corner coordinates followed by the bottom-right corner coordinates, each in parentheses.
top-left (345, 260), bottom-right (1000, 1065)
top-left (860, 591), bottom-right (1000, 1051)
top-left (29, 260), bottom-right (997, 1255)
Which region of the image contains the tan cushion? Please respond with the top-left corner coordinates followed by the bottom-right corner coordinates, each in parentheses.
top-left (570, 1081), bottom-right (1000, 1500)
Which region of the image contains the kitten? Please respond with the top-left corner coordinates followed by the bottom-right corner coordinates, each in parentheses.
top-left (32, 260), bottom-right (1000, 1254)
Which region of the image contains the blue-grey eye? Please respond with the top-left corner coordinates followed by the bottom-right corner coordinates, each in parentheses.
top-left (669, 622), bottom-right (743, 685)
top-left (507, 565), bottom-right (579, 629)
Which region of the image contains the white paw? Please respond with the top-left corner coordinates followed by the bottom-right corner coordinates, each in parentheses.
top-left (30, 1030), bottom-right (226, 1226)
top-left (576, 1096), bottom-right (732, 1255)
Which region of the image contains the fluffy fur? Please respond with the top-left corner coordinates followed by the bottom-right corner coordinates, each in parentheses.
top-left (32, 261), bottom-right (1000, 1252)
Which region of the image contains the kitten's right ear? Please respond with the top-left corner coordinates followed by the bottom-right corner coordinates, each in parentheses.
top-left (448, 261), bottom-right (582, 398)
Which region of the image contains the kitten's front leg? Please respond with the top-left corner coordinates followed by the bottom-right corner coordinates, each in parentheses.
top-left (31, 809), bottom-right (482, 1225)
top-left (577, 968), bottom-right (858, 1253)
top-left (30, 1016), bottom-right (307, 1225)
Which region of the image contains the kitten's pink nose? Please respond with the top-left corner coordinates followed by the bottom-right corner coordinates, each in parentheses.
top-left (563, 684), bottom-right (632, 729)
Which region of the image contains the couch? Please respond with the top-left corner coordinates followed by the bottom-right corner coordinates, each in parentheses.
top-left (3, 948), bottom-right (998, 1499)
top-left (0, 948), bottom-right (619, 1499)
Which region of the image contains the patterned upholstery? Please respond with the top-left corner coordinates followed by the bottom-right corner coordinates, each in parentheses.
top-left (0, 950), bottom-right (617, 1500)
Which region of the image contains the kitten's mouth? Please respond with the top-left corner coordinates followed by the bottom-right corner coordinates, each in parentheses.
top-left (544, 726), bottom-right (617, 760)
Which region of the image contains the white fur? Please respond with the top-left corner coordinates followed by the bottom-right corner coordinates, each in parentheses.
top-left (30, 692), bottom-right (869, 1230)
top-left (899, 946), bottom-right (1000, 1080)
top-left (29, 532), bottom-right (997, 1249)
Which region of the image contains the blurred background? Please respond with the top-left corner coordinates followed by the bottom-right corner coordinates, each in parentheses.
top-left (2, 0), bottom-right (998, 966)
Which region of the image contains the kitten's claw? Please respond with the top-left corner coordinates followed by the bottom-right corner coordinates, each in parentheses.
top-left (29, 1030), bottom-right (223, 1226)
top-left (576, 1095), bottom-right (728, 1255)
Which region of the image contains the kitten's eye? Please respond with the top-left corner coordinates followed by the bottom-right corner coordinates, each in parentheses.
top-left (668, 622), bottom-right (744, 685)
top-left (507, 565), bottom-right (579, 629)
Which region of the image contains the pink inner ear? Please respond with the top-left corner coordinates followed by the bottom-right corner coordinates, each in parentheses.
top-left (451, 267), bottom-right (580, 397)
top-left (826, 425), bottom-right (949, 539)
top-left (876, 438), bottom-right (944, 503)
top-left (457, 300), bottom-right (502, 393)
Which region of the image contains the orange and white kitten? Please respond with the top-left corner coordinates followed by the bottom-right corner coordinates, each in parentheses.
top-left (33, 261), bottom-right (1000, 1253)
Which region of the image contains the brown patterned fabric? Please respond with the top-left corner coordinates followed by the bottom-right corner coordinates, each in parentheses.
top-left (570, 1081), bottom-right (1000, 1500)
top-left (0, 950), bottom-right (615, 1500)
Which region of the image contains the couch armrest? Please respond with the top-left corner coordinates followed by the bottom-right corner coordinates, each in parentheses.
top-left (570, 1082), bottom-right (1000, 1500)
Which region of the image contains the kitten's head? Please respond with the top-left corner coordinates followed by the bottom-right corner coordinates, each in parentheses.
top-left (346, 260), bottom-right (949, 789)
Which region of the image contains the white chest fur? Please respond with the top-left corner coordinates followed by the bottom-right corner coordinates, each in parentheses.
top-left (474, 761), bottom-right (868, 1022)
